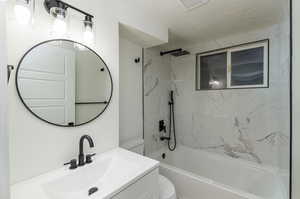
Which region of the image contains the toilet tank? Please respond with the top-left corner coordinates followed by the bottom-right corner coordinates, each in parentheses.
top-left (120, 139), bottom-right (144, 155)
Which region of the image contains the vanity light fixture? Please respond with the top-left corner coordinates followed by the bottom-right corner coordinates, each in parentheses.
top-left (14, 0), bottom-right (32, 25)
top-left (83, 16), bottom-right (94, 44)
top-left (44, 0), bottom-right (94, 43)
top-left (49, 2), bottom-right (67, 36)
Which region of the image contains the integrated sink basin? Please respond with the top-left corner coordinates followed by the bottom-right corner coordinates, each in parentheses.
top-left (11, 148), bottom-right (159, 199)
top-left (44, 157), bottom-right (112, 199)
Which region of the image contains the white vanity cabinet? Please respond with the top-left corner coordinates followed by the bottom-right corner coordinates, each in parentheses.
top-left (111, 169), bottom-right (159, 199)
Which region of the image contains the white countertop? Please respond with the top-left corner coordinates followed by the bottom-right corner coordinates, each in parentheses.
top-left (11, 148), bottom-right (159, 199)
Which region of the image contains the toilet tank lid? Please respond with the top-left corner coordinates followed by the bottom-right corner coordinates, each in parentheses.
top-left (120, 138), bottom-right (144, 150)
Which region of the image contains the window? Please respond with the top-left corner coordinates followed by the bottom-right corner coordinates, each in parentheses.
top-left (196, 40), bottom-right (269, 90)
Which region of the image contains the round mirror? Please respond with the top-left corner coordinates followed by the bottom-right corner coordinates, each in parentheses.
top-left (16, 40), bottom-right (113, 127)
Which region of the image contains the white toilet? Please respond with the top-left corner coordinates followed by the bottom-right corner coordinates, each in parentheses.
top-left (121, 139), bottom-right (177, 199)
top-left (158, 175), bottom-right (176, 199)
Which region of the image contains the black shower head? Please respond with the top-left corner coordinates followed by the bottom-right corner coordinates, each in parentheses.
top-left (160, 48), bottom-right (190, 57)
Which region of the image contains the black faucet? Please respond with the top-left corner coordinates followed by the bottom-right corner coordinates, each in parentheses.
top-left (78, 135), bottom-right (95, 166)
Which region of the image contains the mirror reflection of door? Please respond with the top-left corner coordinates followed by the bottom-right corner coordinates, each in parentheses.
top-left (16, 40), bottom-right (113, 127)
top-left (18, 44), bottom-right (76, 126)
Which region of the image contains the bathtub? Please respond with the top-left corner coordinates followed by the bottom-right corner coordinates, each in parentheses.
top-left (149, 145), bottom-right (288, 199)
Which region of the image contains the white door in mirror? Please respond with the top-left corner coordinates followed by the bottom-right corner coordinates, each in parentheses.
top-left (18, 45), bottom-right (75, 125)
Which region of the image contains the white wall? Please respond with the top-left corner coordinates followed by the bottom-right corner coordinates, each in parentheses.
top-left (6, 0), bottom-right (168, 184)
top-left (0, 2), bottom-right (9, 198)
top-left (292, 0), bottom-right (300, 198)
top-left (113, 1), bottom-right (168, 45)
top-left (119, 37), bottom-right (143, 145)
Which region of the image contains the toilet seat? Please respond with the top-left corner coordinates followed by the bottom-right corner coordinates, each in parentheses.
top-left (159, 175), bottom-right (176, 199)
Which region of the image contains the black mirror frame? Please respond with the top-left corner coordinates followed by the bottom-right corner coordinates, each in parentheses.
top-left (15, 39), bottom-right (113, 127)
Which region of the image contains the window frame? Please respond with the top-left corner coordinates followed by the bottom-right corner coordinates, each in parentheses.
top-left (195, 39), bottom-right (269, 91)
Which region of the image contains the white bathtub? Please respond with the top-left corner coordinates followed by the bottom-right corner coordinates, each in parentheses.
top-left (149, 145), bottom-right (288, 199)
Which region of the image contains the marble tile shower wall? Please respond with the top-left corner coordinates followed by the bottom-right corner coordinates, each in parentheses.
top-left (144, 48), bottom-right (172, 155)
top-left (170, 24), bottom-right (290, 170)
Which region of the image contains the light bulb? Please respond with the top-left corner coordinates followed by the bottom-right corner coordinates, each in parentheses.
top-left (52, 14), bottom-right (67, 37)
top-left (83, 25), bottom-right (94, 44)
top-left (83, 16), bottom-right (94, 44)
top-left (14, 1), bottom-right (31, 25)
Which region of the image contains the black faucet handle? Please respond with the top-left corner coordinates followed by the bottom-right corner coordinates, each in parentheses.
top-left (86, 153), bottom-right (96, 164)
top-left (64, 159), bottom-right (78, 170)
top-left (159, 120), bottom-right (167, 133)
